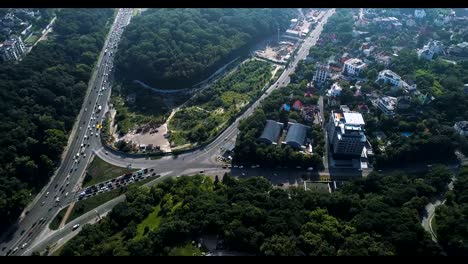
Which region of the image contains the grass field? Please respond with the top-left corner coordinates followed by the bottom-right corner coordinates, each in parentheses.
top-left (168, 243), bottom-right (204, 256)
top-left (25, 34), bottom-right (39, 45)
top-left (83, 156), bottom-right (137, 187)
top-left (49, 206), bottom-right (68, 230)
top-left (135, 205), bottom-right (161, 240)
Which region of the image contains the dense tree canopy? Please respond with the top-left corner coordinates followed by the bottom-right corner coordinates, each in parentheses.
top-left (61, 168), bottom-right (450, 256)
top-left (434, 167), bottom-right (468, 255)
top-left (0, 8), bottom-right (114, 234)
top-left (114, 8), bottom-right (295, 89)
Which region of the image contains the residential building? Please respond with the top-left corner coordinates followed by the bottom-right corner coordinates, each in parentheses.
top-left (414, 9), bottom-right (426, 19)
top-left (257, 120), bottom-right (283, 145)
top-left (327, 82), bottom-right (342, 97)
top-left (417, 48), bottom-right (434, 60)
top-left (301, 106), bottom-right (317, 122)
top-left (454, 121), bottom-right (468, 137)
top-left (327, 108), bottom-right (367, 158)
top-left (374, 54), bottom-right (392, 67)
top-left (292, 100), bottom-right (303, 111)
top-left (377, 96), bottom-right (397, 116)
top-left (0, 35), bottom-right (25, 62)
top-left (313, 62), bottom-right (330, 84)
top-left (284, 122), bottom-right (310, 150)
top-left (417, 40), bottom-right (444, 60)
top-left (376, 69), bottom-right (408, 88)
top-left (342, 58), bottom-right (367, 76)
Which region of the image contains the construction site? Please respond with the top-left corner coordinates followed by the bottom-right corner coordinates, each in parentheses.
top-left (254, 11), bottom-right (317, 65)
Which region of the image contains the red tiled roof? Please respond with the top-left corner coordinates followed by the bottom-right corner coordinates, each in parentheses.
top-left (293, 100), bottom-right (303, 109)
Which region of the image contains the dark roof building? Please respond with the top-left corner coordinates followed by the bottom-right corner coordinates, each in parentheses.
top-left (285, 123), bottom-right (310, 149)
top-left (257, 120), bottom-right (283, 145)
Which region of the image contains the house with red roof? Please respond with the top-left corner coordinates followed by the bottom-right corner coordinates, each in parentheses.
top-left (292, 100), bottom-right (303, 111)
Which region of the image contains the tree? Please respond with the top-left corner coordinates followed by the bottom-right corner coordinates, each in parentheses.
top-left (260, 235), bottom-right (298, 256)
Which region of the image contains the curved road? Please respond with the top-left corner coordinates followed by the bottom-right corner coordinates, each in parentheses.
top-left (2, 9), bottom-right (336, 256)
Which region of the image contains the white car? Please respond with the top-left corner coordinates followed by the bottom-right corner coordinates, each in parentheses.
top-left (45, 192), bottom-right (49, 197)
top-left (72, 224), bottom-right (80, 231)
top-left (65, 192), bottom-right (69, 197)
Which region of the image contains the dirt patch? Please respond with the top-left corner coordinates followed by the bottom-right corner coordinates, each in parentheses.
top-left (120, 123), bottom-right (172, 153)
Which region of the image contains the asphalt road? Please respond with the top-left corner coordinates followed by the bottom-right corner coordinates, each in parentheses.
top-left (3, 9), bottom-right (337, 256)
top-left (0, 8), bottom-right (134, 256)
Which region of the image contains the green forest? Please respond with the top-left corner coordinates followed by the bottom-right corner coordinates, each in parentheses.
top-left (114, 8), bottom-right (294, 89)
top-left (59, 165), bottom-right (457, 256)
top-left (0, 9), bottom-right (114, 234)
top-left (434, 166), bottom-right (468, 255)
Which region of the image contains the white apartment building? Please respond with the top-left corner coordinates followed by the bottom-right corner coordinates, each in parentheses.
top-left (342, 58), bottom-right (367, 76)
top-left (327, 108), bottom-right (367, 158)
top-left (377, 96), bottom-right (398, 116)
top-left (327, 82), bottom-right (342, 97)
top-left (414, 9), bottom-right (426, 19)
top-left (376, 69), bottom-right (408, 87)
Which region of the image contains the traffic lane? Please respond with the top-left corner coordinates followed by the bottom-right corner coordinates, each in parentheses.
top-left (2, 13), bottom-right (129, 255)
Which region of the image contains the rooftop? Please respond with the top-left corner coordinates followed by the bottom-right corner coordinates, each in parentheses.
top-left (343, 112), bottom-right (365, 125)
top-left (344, 58), bottom-right (366, 68)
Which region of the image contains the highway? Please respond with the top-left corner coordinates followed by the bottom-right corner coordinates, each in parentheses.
top-left (0, 8), bottom-right (134, 256)
top-left (3, 9), bottom-right (336, 255)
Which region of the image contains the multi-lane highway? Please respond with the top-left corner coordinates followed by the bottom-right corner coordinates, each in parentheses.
top-left (0, 8), bottom-right (134, 256)
top-left (2, 9), bottom-right (337, 256)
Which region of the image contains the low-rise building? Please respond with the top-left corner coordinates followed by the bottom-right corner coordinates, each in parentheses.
top-left (284, 122), bottom-right (310, 150)
top-left (454, 121), bottom-right (468, 136)
top-left (377, 96), bottom-right (397, 115)
top-left (417, 40), bottom-right (444, 60)
top-left (292, 100), bottom-right (303, 111)
top-left (257, 120), bottom-right (283, 145)
top-left (327, 107), bottom-right (367, 158)
top-left (376, 69), bottom-right (414, 92)
top-left (327, 82), bottom-right (342, 97)
top-left (414, 9), bottom-right (426, 19)
top-left (342, 58), bottom-right (367, 76)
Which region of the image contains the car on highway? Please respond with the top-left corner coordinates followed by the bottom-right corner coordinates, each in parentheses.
top-left (41, 201), bottom-right (45, 206)
top-left (72, 224), bottom-right (80, 231)
top-left (65, 192), bottom-right (69, 197)
top-left (12, 247), bottom-right (18, 254)
top-left (45, 191), bottom-right (49, 197)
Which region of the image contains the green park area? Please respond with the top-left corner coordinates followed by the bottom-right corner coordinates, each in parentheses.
top-left (168, 59), bottom-right (275, 148)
